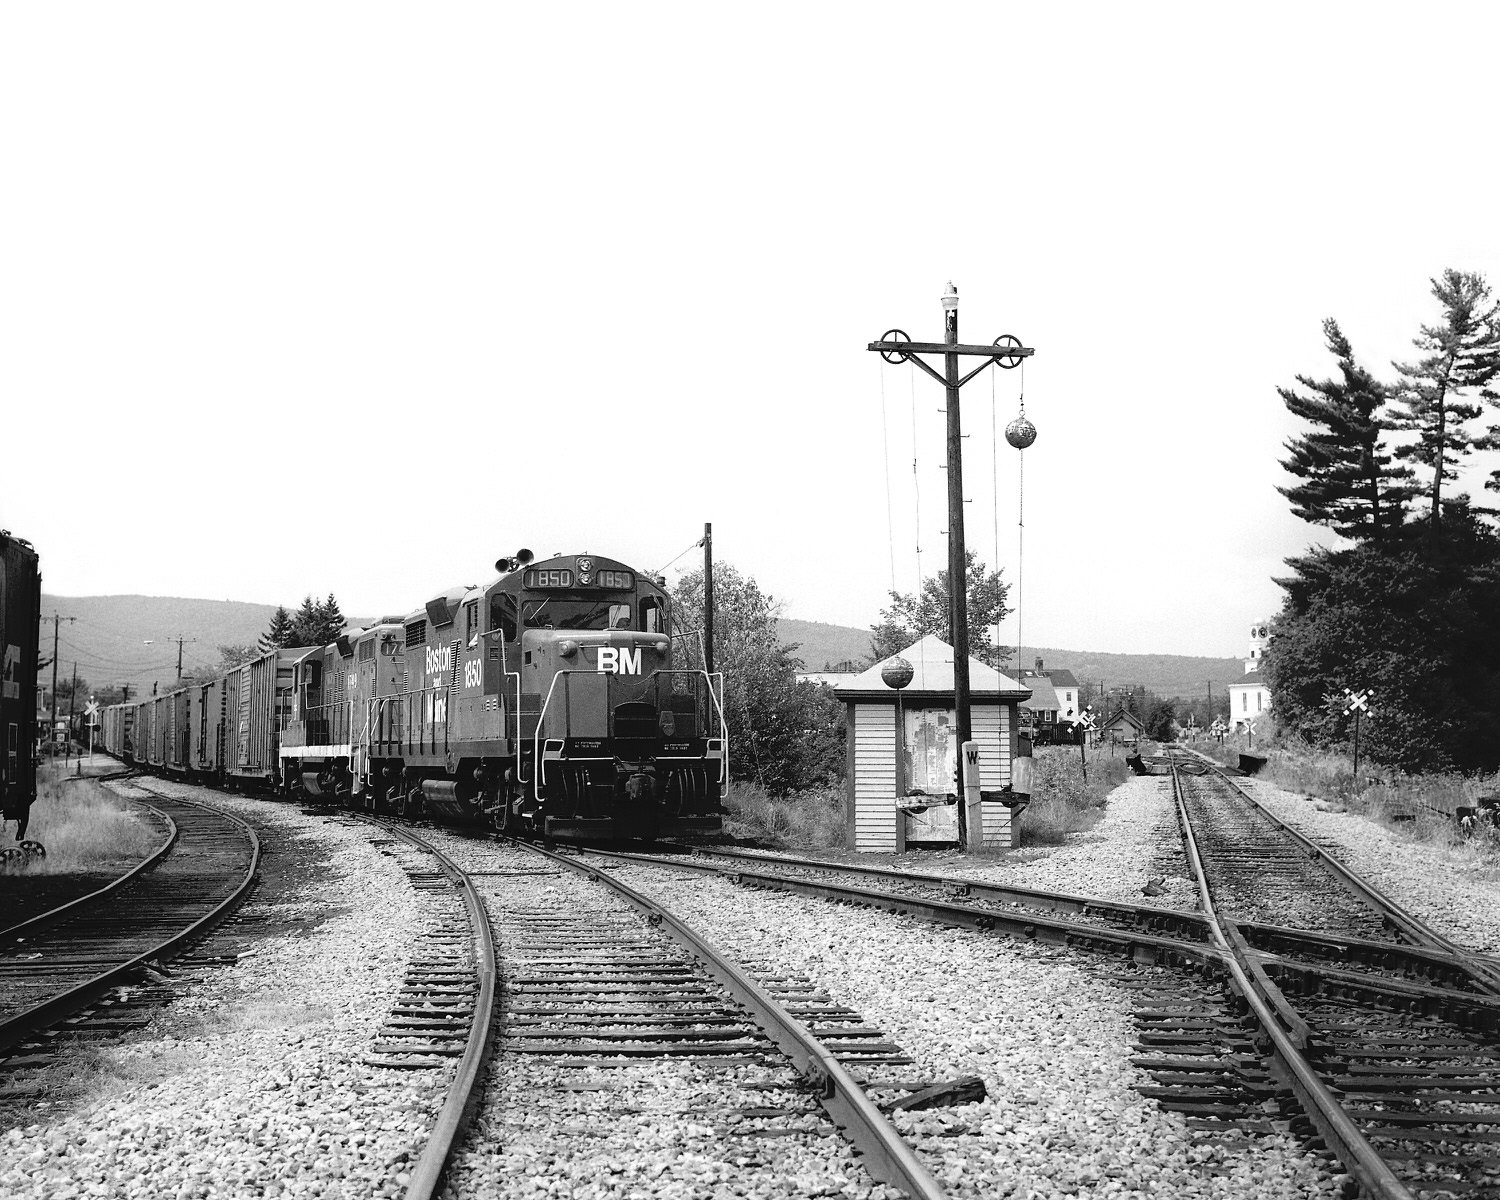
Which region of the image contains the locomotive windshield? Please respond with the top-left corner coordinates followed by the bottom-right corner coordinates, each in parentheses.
top-left (522, 597), bottom-right (633, 631)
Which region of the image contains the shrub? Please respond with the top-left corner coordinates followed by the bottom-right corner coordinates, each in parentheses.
top-left (1020, 744), bottom-right (1133, 846)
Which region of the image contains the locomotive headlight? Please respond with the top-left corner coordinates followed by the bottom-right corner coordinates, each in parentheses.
top-left (558, 639), bottom-right (579, 658)
top-left (654, 639), bottom-right (669, 653)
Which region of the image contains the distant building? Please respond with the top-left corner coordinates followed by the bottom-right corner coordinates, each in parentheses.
top-left (1014, 659), bottom-right (1082, 744)
top-left (1098, 707), bottom-right (1147, 744)
top-left (1226, 622), bottom-right (1272, 731)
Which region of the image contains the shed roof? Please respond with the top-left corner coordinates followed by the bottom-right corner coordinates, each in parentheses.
top-left (1046, 668), bottom-right (1079, 689)
top-left (1100, 707), bottom-right (1147, 731)
top-left (834, 635), bottom-right (1030, 702)
top-left (1019, 676), bottom-right (1059, 711)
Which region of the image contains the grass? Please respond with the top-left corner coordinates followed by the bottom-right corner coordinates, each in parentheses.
top-left (721, 782), bottom-right (846, 849)
top-left (1020, 743), bottom-right (1136, 845)
top-left (8, 765), bottom-right (166, 874)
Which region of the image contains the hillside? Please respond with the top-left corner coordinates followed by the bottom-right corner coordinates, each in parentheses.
top-left (780, 617), bottom-right (1244, 700)
top-left (38, 595), bottom-right (374, 700)
top-left (36, 594), bottom-right (1246, 705)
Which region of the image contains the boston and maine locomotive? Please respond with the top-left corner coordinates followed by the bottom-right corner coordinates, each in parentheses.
top-left (102, 550), bottom-right (727, 841)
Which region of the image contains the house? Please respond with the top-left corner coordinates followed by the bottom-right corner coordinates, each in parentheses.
top-left (1226, 622), bottom-right (1272, 731)
top-left (1014, 659), bottom-right (1082, 744)
top-left (833, 636), bottom-right (1030, 853)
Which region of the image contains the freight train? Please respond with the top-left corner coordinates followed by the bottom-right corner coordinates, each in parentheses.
top-left (1, 531), bottom-right (41, 846)
top-left (101, 550), bottom-right (728, 841)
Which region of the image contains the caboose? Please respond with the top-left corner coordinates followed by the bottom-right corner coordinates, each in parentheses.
top-left (0, 531), bottom-right (41, 841)
top-left (277, 550), bottom-right (726, 841)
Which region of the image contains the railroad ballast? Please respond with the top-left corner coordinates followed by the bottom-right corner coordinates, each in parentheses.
top-left (100, 550), bottom-right (728, 840)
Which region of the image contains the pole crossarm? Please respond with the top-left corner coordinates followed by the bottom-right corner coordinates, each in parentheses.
top-left (868, 340), bottom-right (1034, 390)
top-left (866, 339), bottom-right (1035, 359)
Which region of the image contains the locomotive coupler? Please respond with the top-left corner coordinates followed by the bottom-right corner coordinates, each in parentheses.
top-left (623, 770), bottom-right (657, 801)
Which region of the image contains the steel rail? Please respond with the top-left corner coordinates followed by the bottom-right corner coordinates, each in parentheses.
top-left (517, 839), bottom-right (951, 1200)
top-left (572, 844), bottom-right (1221, 971)
top-left (661, 843), bottom-right (1498, 992)
top-left (657, 842), bottom-right (1213, 941)
top-left (0, 797), bottom-right (261, 1056)
top-left (1170, 763), bottom-right (1415, 1200)
top-left (0, 804), bottom-right (178, 943)
top-left (357, 819), bottom-right (498, 1200)
top-left (1181, 748), bottom-right (1500, 994)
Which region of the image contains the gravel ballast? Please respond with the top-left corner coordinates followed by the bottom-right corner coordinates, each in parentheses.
top-left (429, 837), bottom-right (904, 1200)
top-left (598, 857), bottom-right (1342, 1199)
top-left (0, 784), bottom-right (456, 1199)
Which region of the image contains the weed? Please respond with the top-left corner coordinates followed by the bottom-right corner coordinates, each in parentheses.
top-left (721, 782), bottom-right (844, 849)
top-left (10, 765), bottom-right (164, 874)
top-left (1020, 744), bottom-right (1134, 846)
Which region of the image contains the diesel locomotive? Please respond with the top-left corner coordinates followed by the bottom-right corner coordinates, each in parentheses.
top-left (1, 531), bottom-right (41, 843)
top-left (102, 550), bottom-right (728, 841)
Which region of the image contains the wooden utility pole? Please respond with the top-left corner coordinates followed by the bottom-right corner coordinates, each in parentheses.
top-left (66, 661), bottom-right (78, 761)
top-left (145, 635), bottom-right (196, 682)
top-left (702, 522), bottom-right (714, 676)
top-left (868, 285), bottom-right (1034, 759)
top-left (45, 613), bottom-right (75, 752)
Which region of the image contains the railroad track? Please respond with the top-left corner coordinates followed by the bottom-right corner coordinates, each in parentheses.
top-left (403, 831), bottom-right (961, 1200)
top-left (0, 789), bottom-right (260, 1064)
top-left (330, 815), bottom-right (497, 1200)
top-left (1164, 753), bottom-right (1500, 1199)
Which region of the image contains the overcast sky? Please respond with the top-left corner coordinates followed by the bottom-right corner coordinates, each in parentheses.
top-left (5, 3), bottom-right (1499, 659)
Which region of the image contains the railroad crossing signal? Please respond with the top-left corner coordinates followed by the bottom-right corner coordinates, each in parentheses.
top-left (84, 700), bottom-right (100, 722)
top-left (1078, 711), bottom-right (1097, 731)
top-left (1343, 687), bottom-right (1374, 716)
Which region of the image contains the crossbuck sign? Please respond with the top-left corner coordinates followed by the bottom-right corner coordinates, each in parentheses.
top-left (1343, 687), bottom-right (1374, 716)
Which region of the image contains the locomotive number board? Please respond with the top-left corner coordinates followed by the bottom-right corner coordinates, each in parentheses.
top-left (523, 568), bottom-right (635, 590)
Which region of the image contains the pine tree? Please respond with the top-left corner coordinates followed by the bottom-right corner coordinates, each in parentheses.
top-left (1278, 319), bottom-right (1412, 541)
top-left (315, 593), bottom-right (347, 644)
top-left (259, 606), bottom-right (296, 653)
top-left (1389, 269), bottom-right (1500, 529)
top-left (289, 595), bottom-right (321, 646)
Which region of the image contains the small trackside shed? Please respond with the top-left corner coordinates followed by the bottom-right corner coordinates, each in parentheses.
top-left (834, 636), bottom-right (1030, 853)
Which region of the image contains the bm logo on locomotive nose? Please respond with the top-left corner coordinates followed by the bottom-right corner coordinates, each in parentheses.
top-left (596, 647), bottom-right (641, 674)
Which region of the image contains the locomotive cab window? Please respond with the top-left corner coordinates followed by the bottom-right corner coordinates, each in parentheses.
top-left (522, 597), bottom-right (634, 631)
top-left (641, 597), bottom-right (663, 634)
top-left (489, 593), bottom-right (518, 642)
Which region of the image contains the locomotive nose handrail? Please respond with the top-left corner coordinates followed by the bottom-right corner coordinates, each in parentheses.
top-left (531, 668), bottom-right (730, 800)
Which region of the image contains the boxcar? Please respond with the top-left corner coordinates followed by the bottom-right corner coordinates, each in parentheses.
top-left (0, 531), bottom-right (41, 838)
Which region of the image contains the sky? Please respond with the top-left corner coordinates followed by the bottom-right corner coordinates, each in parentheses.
top-left (5, 3), bottom-right (1500, 660)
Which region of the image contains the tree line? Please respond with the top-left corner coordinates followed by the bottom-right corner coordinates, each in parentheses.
top-left (1269, 269), bottom-right (1500, 772)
